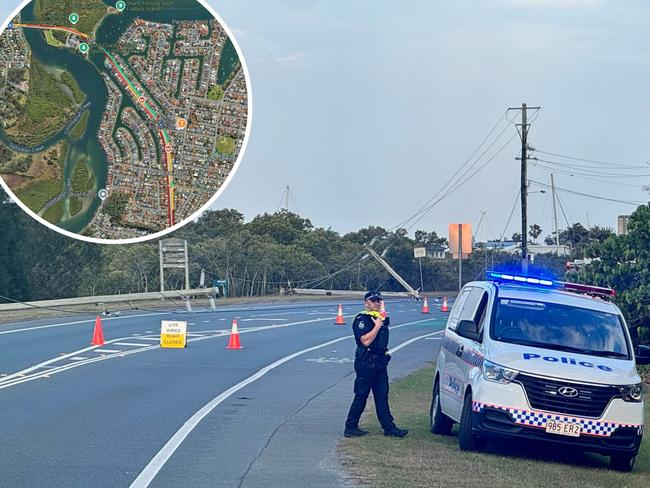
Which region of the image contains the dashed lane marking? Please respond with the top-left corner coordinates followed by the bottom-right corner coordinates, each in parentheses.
top-left (95, 349), bottom-right (122, 354)
top-left (114, 342), bottom-right (151, 347)
top-left (0, 315), bottom-right (347, 390)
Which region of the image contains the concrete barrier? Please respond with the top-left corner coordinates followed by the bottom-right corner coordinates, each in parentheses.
top-left (0, 288), bottom-right (217, 312)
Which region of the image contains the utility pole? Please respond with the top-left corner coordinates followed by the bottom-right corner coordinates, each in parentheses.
top-left (551, 173), bottom-right (560, 255)
top-left (364, 244), bottom-right (420, 299)
top-left (509, 103), bottom-right (540, 273)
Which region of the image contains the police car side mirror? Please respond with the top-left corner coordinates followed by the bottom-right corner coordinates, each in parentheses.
top-left (457, 319), bottom-right (481, 342)
top-left (636, 345), bottom-right (650, 365)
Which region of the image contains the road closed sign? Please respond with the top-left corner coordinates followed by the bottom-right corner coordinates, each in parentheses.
top-left (160, 320), bottom-right (188, 348)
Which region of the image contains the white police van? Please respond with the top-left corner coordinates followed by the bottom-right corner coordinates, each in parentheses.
top-left (429, 272), bottom-right (650, 471)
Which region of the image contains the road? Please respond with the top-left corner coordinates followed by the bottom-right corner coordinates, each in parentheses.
top-left (0, 298), bottom-right (448, 487)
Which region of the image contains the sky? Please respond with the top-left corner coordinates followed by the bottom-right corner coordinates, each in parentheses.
top-left (2, 0), bottom-right (650, 241)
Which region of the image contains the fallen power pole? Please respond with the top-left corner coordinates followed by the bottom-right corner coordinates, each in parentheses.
top-left (364, 244), bottom-right (420, 299)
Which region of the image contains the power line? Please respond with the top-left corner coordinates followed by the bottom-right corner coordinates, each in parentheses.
top-left (530, 163), bottom-right (645, 189)
top-left (404, 131), bottom-right (518, 233)
top-left (499, 190), bottom-right (521, 241)
top-left (531, 148), bottom-right (650, 169)
top-left (533, 158), bottom-right (650, 178)
top-left (529, 179), bottom-right (645, 205)
top-left (390, 110), bottom-right (511, 232)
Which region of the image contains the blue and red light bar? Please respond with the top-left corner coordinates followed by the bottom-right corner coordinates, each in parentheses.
top-left (486, 271), bottom-right (615, 298)
top-left (486, 271), bottom-right (554, 287)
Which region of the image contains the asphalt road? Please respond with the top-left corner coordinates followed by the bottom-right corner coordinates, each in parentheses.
top-left (0, 298), bottom-right (448, 487)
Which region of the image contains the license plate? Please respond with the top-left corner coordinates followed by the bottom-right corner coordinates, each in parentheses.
top-left (545, 420), bottom-right (581, 437)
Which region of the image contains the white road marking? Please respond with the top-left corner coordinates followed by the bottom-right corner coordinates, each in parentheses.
top-left (0, 315), bottom-right (342, 389)
top-left (95, 349), bottom-right (122, 354)
top-left (202, 321), bottom-right (211, 323)
top-left (389, 330), bottom-right (443, 354)
top-left (240, 318), bottom-right (287, 322)
top-left (130, 318), bottom-right (438, 488)
top-left (425, 337), bottom-right (442, 340)
top-left (114, 342), bottom-right (150, 347)
top-left (0, 312), bottom-right (171, 336)
top-left (69, 357), bottom-right (87, 361)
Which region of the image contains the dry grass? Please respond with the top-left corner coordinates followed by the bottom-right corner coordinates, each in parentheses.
top-left (339, 364), bottom-right (650, 488)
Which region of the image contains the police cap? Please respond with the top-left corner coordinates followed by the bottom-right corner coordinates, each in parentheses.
top-left (364, 291), bottom-right (382, 302)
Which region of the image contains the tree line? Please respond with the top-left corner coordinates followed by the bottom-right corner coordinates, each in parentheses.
top-left (1, 188), bottom-right (648, 343)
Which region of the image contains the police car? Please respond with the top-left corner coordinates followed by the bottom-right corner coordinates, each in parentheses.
top-left (429, 272), bottom-right (650, 471)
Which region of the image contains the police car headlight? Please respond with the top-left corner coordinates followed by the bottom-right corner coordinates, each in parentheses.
top-left (482, 360), bottom-right (519, 384)
top-left (618, 384), bottom-right (644, 402)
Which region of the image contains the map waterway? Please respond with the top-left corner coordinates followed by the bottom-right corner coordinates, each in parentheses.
top-left (0, 0), bottom-right (237, 235)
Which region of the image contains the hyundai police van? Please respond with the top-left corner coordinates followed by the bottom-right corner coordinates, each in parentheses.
top-left (429, 272), bottom-right (650, 471)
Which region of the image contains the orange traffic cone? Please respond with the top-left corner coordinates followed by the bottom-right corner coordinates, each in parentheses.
top-left (335, 304), bottom-right (345, 325)
top-left (380, 300), bottom-right (387, 318)
top-left (441, 296), bottom-right (449, 313)
top-left (91, 316), bottom-right (105, 346)
top-left (226, 319), bottom-right (242, 349)
top-left (422, 297), bottom-right (430, 314)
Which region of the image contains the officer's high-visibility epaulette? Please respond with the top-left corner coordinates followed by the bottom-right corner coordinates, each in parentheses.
top-left (358, 310), bottom-right (383, 319)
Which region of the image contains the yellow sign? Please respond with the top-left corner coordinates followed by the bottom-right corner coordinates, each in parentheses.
top-left (160, 320), bottom-right (188, 348)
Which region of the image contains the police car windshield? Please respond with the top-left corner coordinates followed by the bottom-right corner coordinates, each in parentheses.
top-left (492, 298), bottom-right (631, 359)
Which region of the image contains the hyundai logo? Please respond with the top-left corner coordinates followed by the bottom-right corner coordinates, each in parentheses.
top-left (558, 386), bottom-right (579, 398)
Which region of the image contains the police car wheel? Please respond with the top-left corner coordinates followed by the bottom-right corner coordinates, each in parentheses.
top-left (458, 392), bottom-right (484, 452)
top-left (610, 454), bottom-right (635, 472)
top-left (429, 379), bottom-right (453, 435)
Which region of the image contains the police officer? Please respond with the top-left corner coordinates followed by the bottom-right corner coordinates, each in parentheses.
top-left (344, 291), bottom-right (408, 438)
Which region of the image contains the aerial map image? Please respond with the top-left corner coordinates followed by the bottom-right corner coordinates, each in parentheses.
top-left (0, 0), bottom-right (250, 241)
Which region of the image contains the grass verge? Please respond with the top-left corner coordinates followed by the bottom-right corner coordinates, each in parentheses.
top-left (339, 365), bottom-right (649, 488)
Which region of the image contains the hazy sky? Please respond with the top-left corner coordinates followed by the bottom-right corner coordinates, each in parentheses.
top-left (3, 0), bottom-right (650, 241)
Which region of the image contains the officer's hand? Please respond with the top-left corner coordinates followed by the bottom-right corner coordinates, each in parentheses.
top-left (372, 316), bottom-right (383, 327)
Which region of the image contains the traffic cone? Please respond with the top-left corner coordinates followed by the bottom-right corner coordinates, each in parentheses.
top-left (226, 319), bottom-right (242, 349)
top-left (335, 304), bottom-right (345, 325)
top-left (441, 296), bottom-right (449, 313)
top-left (422, 297), bottom-right (430, 314)
top-left (91, 315), bottom-right (105, 346)
top-left (380, 300), bottom-right (387, 318)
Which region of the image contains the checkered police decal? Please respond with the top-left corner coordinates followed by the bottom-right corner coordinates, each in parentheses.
top-left (472, 401), bottom-right (643, 437)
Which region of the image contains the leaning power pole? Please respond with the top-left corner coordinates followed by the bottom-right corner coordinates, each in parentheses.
top-left (508, 103), bottom-right (540, 273)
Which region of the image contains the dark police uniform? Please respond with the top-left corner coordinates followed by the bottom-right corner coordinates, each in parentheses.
top-left (344, 309), bottom-right (396, 432)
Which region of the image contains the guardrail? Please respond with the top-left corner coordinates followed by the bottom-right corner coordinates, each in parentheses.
top-left (0, 288), bottom-right (217, 312)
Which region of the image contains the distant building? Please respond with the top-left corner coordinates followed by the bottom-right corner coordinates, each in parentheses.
top-left (617, 215), bottom-right (630, 235)
top-left (427, 245), bottom-right (447, 259)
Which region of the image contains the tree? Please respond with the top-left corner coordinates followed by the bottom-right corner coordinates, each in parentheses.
top-left (246, 210), bottom-right (312, 245)
top-left (580, 204), bottom-right (650, 344)
top-left (528, 224), bottom-right (542, 243)
top-left (511, 233), bottom-right (522, 243)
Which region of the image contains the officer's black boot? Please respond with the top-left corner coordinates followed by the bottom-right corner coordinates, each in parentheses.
top-left (344, 427), bottom-right (369, 437)
top-left (384, 425), bottom-right (409, 437)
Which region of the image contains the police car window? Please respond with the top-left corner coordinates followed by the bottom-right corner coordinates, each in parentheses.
top-left (447, 289), bottom-right (470, 331)
top-left (460, 288), bottom-right (485, 322)
top-left (475, 292), bottom-right (489, 330)
top-left (491, 298), bottom-right (631, 359)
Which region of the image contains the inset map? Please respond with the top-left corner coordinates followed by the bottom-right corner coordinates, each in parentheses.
top-left (0, 0), bottom-right (250, 241)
